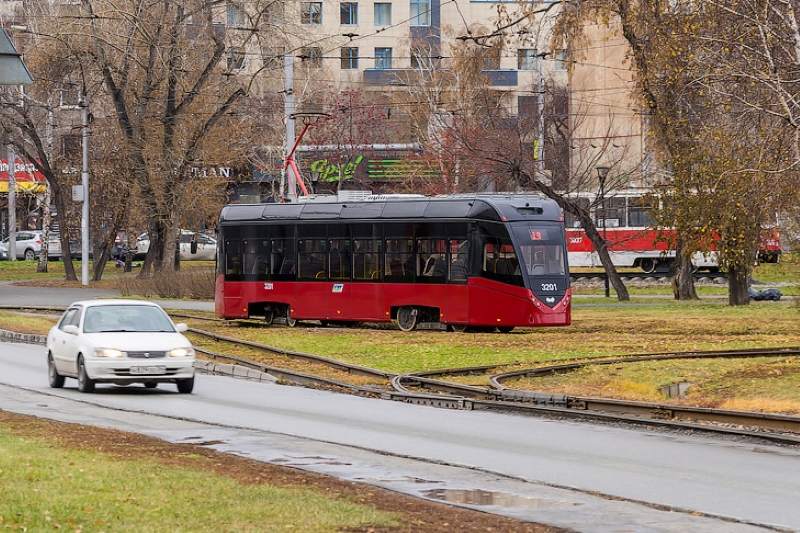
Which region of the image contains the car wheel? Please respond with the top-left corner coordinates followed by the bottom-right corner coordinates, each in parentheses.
top-left (144, 382), bottom-right (158, 389)
top-left (176, 377), bottom-right (194, 394)
top-left (77, 356), bottom-right (95, 393)
top-left (24, 248), bottom-right (36, 261)
top-left (47, 353), bottom-right (65, 388)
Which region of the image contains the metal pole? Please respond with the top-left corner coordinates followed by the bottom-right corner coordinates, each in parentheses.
top-left (81, 93), bottom-right (89, 285)
top-left (283, 54), bottom-right (295, 201)
top-left (603, 196), bottom-right (609, 297)
top-left (537, 53), bottom-right (545, 180)
top-left (6, 144), bottom-right (16, 260)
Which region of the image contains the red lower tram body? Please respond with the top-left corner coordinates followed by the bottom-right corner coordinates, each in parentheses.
top-left (216, 276), bottom-right (571, 330)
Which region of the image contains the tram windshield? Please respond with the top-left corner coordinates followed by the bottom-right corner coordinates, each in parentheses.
top-left (512, 225), bottom-right (567, 277)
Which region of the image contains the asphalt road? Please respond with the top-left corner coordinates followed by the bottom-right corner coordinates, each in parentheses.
top-left (1, 341), bottom-right (799, 533)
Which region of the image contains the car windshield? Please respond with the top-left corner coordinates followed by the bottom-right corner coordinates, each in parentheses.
top-left (83, 305), bottom-right (175, 333)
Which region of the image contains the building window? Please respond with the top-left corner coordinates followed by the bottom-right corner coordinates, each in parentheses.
top-left (517, 49), bottom-right (539, 71)
top-left (301, 2), bottom-right (322, 25)
top-left (263, 47), bottom-right (285, 69)
top-left (341, 2), bottom-right (358, 25)
top-left (227, 3), bottom-right (246, 26)
top-left (301, 47), bottom-right (323, 68)
top-left (60, 135), bottom-right (80, 158)
top-left (374, 3), bottom-right (391, 26)
top-left (482, 47), bottom-right (501, 70)
top-left (267, 3), bottom-right (284, 25)
top-left (554, 49), bottom-right (568, 71)
top-left (341, 47), bottom-right (359, 69)
top-left (410, 0), bottom-right (430, 26)
top-left (374, 47), bottom-right (392, 69)
top-left (227, 47), bottom-right (245, 70)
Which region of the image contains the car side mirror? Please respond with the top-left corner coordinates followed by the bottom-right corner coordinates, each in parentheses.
top-left (190, 237), bottom-right (198, 254)
top-left (174, 323), bottom-right (188, 332)
top-left (63, 324), bottom-right (79, 335)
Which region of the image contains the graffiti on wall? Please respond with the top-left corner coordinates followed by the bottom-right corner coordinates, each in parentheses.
top-left (310, 156), bottom-right (363, 182)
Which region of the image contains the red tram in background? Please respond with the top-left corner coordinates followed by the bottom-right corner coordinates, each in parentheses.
top-left (564, 194), bottom-right (781, 272)
top-left (215, 194), bottom-right (571, 332)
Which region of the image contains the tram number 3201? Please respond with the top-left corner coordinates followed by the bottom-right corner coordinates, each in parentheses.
top-left (540, 283), bottom-right (558, 291)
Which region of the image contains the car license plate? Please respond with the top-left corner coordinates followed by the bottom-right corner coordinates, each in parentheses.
top-left (130, 365), bottom-right (166, 375)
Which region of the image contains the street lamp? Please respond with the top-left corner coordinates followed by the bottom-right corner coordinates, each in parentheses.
top-left (596, 165), bottom-right (611, 297)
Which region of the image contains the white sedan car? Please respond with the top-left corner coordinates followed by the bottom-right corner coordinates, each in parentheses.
top-left (46, 300), bottom-right (196, 393)
top-left (136, 230), bottom-right (217, 261)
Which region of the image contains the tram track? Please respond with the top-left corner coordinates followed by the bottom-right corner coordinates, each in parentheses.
top-left (184, 324), bottom-right (800, 445)
top-left (3, 305), bottom-right (799, 445)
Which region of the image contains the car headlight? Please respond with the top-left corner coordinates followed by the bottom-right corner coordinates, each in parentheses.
top-left (169, 347), bottom-right (195, 358)
top-left (94, 348), bottom-right (125, 358)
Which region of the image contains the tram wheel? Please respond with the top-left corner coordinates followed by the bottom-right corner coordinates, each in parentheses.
top-left (497, 326), bottom-right (514, 333)
top-left (263, 307), bottom-right (275, 325)
top-left (640, 258), bottom-right (656, 274)
top-left (448, 324), bottom-right (468, 333)
top-left (396, 306), bottom-right (418, 332)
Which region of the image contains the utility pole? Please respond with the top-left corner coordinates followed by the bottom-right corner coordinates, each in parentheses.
top-left (80, 93), bottom-right (89, 285)
top-left (6, 144), bottom-right (16, 260)
top-left (283, 54), bottom-right (296, 202)
top-left (537, 51), bottom-right (545, 181)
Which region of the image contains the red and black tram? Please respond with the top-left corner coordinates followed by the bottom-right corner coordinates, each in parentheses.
top-left (214, 194), bottom-right (571, 332)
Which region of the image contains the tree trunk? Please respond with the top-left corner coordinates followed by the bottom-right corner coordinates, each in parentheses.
top-left (670, 242), bottom-right (698, 300)
top-left (580, 220), bottom-right (631, 301)
top-left (49, 179), bottom-right (78, 281)
top-left (728, 263), bottom-right (750, 305)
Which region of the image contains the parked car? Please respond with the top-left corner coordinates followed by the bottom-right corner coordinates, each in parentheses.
top-left (46, 299), bottom-right (196, 393)
top-left (0, 231), bottom-right (62, 261)
top-left (136, 230), bottom-right (217, 261)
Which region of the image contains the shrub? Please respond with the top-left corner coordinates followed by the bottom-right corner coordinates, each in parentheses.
top-left (118, 269), bottom-right (215, 299)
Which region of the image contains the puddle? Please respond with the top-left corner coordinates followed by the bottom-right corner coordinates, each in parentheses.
top-left (421, 489), bottom-right (581, 509)
top-left (272, 455), bottom-right (351, 467)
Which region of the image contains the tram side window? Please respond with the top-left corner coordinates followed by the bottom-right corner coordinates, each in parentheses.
top-left (449, 239), bottom-right (468, 282)
top-left (243, 238), bottom-right (270, 281)
top-left (628, 196), bottom-right (655, 227)
top-left (353, 239), bottom-right (382, 281)
top-left (598, 197), bottom-right (624, 228)
top-left (418, 238), bottom-right (446, 283)
top-left (298, 239), bottom-right (327, 280)
top-left (272, 238), bottom-right (296, 280)
top-left (385, 238), bottom-right (414, 282)
top-left (565, 198), bottom-right (589, 228)
top-left (329, 238), bottom-right (352, 280)
top-left (481, 240), bottom-right (523, 287)
top-left (224, 239), bottom-right (243, 281)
